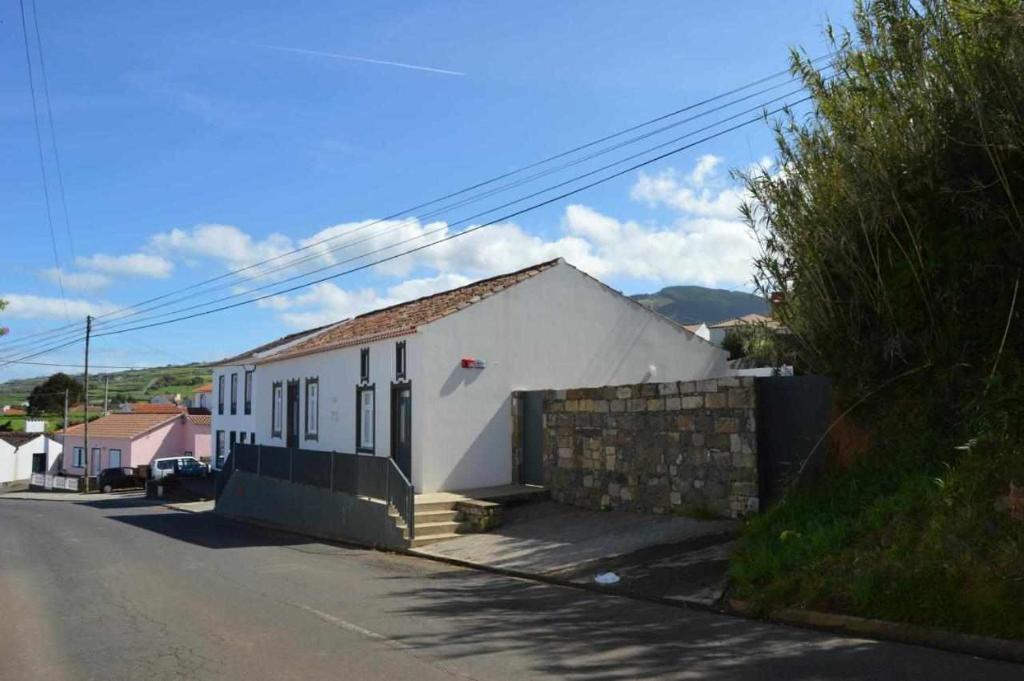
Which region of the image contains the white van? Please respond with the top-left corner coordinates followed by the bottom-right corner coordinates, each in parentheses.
top-left (150, 456), bottom-right (208, 481)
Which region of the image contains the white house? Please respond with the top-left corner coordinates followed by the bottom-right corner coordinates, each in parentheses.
top-left (210, 324), bottom-right (336, 469)
top-left (0, 432), bottom-right (62, 486)
top-left (246, 258), bottom-right (729, 494)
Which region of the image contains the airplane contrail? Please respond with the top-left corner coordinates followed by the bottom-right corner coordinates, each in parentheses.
top-left (247, 42), bottom-right (465, 76)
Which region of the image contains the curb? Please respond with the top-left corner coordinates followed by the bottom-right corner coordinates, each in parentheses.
top-left (727, 600), bottom-right (1024, 665)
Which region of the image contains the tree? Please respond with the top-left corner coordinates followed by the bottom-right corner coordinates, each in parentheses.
top-left (27, 373), bottom-right (84, 415)
top-left (743, 0), bottom-right (1024, 414)
top-left (0, 298), bottom-right (8, 337)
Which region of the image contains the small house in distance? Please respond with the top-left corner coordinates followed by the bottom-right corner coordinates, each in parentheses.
top-left (243, 258), bottom-right (728, 494)
top-left (59, 412), bottom-right (210, 476)
top-left (0, 431), bottom-right (62, 486)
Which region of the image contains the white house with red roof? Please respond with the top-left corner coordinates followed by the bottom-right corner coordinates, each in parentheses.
top-left (239, 258), bottom-right (728, 494)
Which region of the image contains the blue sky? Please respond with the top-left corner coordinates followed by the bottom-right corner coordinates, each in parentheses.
top-left (1, 0), bottom-right (852, 379)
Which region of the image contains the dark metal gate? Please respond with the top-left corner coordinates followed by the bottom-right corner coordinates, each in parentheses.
top-left (520, 390), bottom-right (545, 486)
top-left (755, 375), bottom-right (832, 507)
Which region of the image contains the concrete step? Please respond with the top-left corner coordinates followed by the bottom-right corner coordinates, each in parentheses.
top-left (410, 532), bottom-right (464, 548)
top-left (415, 508), bottom-right (460, 523)
top-left (414, 501), bottom-right (458, 514)
top-left (415, 520), bottom-right (473, 538)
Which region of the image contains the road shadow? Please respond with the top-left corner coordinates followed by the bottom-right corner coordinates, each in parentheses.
top-left (382, 567), bottom-right (1022, 680)
top-left (108, 510), bottom-right (319, 550)
top-left (75, 496), bottom-right (163, 509)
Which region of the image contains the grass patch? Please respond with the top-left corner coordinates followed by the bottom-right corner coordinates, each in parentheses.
top-left (730, 427), bottom-right (1024, 639)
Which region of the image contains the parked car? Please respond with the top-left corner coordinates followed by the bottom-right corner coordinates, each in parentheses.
top-left (150, 456), bottom-right (209, 481)
top-left (97, 467), bottom-right (142, 494)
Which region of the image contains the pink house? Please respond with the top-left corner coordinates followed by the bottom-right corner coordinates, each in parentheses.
top-left (59, 412), bottom-right (211, 476)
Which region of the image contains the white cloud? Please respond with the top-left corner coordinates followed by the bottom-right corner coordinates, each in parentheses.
top-left (99, 154), bottom-right (760, 329)
top-left (149, 224), bottom-right (293, 272)
top-left (40, 268), bottom-right (112, 293)
top-left (1, 293), bottom-right (120, 320)
top-left (76, 252), bottom-right (174, 278)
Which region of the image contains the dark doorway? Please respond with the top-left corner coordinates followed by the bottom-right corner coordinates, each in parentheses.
top-left (391, 384), bottom-right (412, 480)
top-left (32, 453), bottom-right (46, 474)
top-left (520, 391), bottom-right (545, 486)
top-left (286, 381), bottom-right (300, 448)
top-left (755, 375), bottom-right (832, 508)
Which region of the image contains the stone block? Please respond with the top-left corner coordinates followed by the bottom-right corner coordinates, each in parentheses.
top-left (547, 401), bottom-right (564, 413)
top-left (620, 486), bottom-right (633, 501)
top-left (646, 398), bottom-right (664, 411)
top-left (552, 389), bottom-right (567, 401)
top-left (697, 379), bottom-right (719, 393)
top-left (628, 398), bottom-right (645, 412)
top-left (583, 475), bottom-right (594, 488)
top-left (670, 491), bottom-right (681, 505)
top-left (592, 400), bottom-right (609, 413)
top-left (565, 400), bottom-right (579, 413)
top-left (681, 395), bottom-right (704, 409)
top-left (641, 383), bottom-right (658, 397)
top-left (665, 396), bottom-right (681, 411)
top-left (679, 381), bottom-right (697, 393)
top-left (705, 392), bottom-right (728, 409)
top-left (609, 399), bottom-right (625, 412)
top-left (715, 417), bottom-right (740, 434)
top-left (608, 482), bottom-right (621, 497)
top-left (658, 382), bottom-right (679, 396)
top-left (616, 386), bottom-right (633, 399)
top-left (728, 388), bottom-right (754, 408)
top-left (566, 388), bottom-right (586, 400)
top-left (730, 434), bottom-right (743, 452)
top-left (717, 377), bottom-right (740, 388)
top-left (677, 414), bottom-right (695, 431)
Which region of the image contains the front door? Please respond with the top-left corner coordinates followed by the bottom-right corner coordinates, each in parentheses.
top-left (286, 382), bottom-right (300, 448)
top-left (521, 391), bottom-right (545, 485)
top-left (391, 384), bottom-right (411, 480)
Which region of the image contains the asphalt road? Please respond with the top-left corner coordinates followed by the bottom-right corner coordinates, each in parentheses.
top-left (1, 497), bottom-right (1020, 681)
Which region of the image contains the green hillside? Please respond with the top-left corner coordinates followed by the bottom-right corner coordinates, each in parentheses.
top-left (0, 363), bottom-right (212, 409)
top-left (631, 285), bottom-right (768, 325)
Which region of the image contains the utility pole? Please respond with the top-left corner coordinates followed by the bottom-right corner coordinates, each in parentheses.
top-left (62, 389), bottom-right (68, 474)
top-left (103, 376), bottom-right (109, 415)
top-left (82, 315), bottom-right (92, 492)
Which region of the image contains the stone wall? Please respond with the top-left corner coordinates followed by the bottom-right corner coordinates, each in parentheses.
top-left (538, 377), bottom-right (758, 519)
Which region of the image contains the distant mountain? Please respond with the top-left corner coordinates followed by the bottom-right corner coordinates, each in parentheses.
top-left (631, 285), bottom-right (768, 326)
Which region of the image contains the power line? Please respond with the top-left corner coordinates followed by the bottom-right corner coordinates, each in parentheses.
top-left (6, 54), bottom-right (830, 350)
top-left (29, 0), bottom-right (76, 264)
top-left (94, 99), bottom-right (809, 338)
top-left (1, 94), bottom-right (811, 368)
top-left (88, 88), bottom-right (812, 336)
top-left (17, 0), bottom-right (68, 321)
top-left (78, 78), bottom-right (821, 338)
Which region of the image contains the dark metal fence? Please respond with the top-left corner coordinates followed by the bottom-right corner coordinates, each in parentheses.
top-left (226, 443), bottom-right (415, 541)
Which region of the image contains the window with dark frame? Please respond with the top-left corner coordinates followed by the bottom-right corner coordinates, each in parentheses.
top-left (356, 385), bottom-right (375, 453)
top-left (395, 341), bottom-right (406, 380)
top-left (244, 370), bottom-right (253, 415)
top-left (73, 446), bottom-right (85, 468)
top-left (360, 347), bottom-right (369, 383)
top-left (305, 377), bottom-right (319, 440)
top-left (250, 431), bottom-right (256, 443)
top-left (271, 381), bottom-right (283, 438)
top-left (230, 373), bottom-right (238, 415)
top-left (218, 374), bottom-right (225, 415)
top-left (216, 430), bottom-right (225, 465)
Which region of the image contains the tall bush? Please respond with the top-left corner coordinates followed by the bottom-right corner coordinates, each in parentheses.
top-left (744, 0), bottom-right (1024, 415)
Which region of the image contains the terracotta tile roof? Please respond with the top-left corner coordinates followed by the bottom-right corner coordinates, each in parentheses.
top-left (263, 259), bottom-right (562, 363)
top-left (215, 323), bottom-right (337, 366)
top-left (57, 413), bottom-right (182, 440)
top-left (193, 383), bottom-right (213, 393)
top-left (126, 403), bottom-right (185, 414)
top-left (187, 414), bottom-right (211, 426)
top-left (2, 408), bottom-right (26, 416)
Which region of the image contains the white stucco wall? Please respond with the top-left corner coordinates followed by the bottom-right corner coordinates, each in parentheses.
top-left (1, 435), bottom-right (62, 484)
top-left (211, 365), bottom-right (258, 468)
top-left (254, 335), bottom-right (420, 470)
top-left (413, 262), bottom-right (728, 492)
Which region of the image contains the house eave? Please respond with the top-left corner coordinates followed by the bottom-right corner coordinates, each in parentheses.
top-left (254, 328), bottom-right (419, 366)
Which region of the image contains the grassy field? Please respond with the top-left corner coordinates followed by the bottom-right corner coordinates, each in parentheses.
top-left (0, 363), bottom-right (212, 410)
top-left (0, 411), bottom-right (105, 433)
